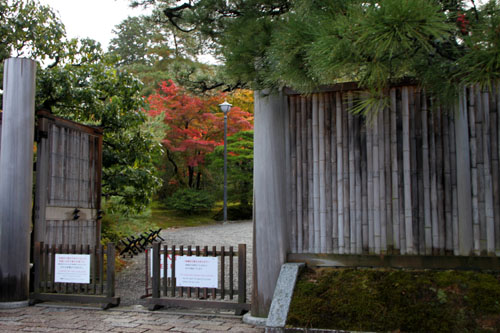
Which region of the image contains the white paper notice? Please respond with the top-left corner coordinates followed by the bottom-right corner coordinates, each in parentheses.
top-left (149, 249), bottom-right (180, 278)
top-left (54, 254), bottom-right (90, 284)
top-left (176, 256), bottom-right (218, 288)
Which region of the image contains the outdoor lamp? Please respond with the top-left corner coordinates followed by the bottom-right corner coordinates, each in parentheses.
top-left (219, 101), bottom-right (232, 114)
top-left (219, 101), bottom-right (232, 223)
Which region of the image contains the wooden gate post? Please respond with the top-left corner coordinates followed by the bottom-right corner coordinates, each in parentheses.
top-left (0, 58), bottom-right (36, 307)
top-left (253, 90), bottom-right (288, 317)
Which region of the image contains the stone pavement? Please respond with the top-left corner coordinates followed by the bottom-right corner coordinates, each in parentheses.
top-left (0, 305), bottom-right (264, 332)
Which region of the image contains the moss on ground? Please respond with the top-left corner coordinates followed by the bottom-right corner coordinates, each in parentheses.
top-left (287, 267), bottom-right (500, 332)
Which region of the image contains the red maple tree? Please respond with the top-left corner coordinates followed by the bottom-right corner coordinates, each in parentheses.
top-left (147, 80), bottom-right (253, 188)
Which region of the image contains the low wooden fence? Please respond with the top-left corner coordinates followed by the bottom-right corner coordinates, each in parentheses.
top-left (30, 242), bottom-right (120, 309)
top-left (147, 242), bottom-right (249, 315)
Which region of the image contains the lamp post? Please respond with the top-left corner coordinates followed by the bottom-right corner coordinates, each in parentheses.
top-left (219, 101), bottom-right (232, 223)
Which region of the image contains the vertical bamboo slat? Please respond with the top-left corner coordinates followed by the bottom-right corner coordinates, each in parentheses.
top-left (482, 89), bottom-right (495, 254)
top-left (290, 97), bottom-right (297, 253)
top-left (421, 93), bottom-right (432, 254)
top-left (493, 85), bottom-right (500, 254)
top-left (331, 94), bottom-right (338, 253)
top-left (476, 86), bottom-right (486, 254)
top-left (319, 94), bottom-right (327, 252)
top-left (497, 85), bottom-right (500, 254)
top-left (402, 87), bottom-right (413, 254)
top-left (301, 97), bottom-right (309, 252)
top-left (324, 94), bottom-right (333, 253)
top-left (355, 100), bottom-right (363, 254)
top-left (469, 87), bottom-right (480, 254)
top-left (342, 94), bottom-right (350, 253)
top-left (373, 105), bottom-right (381, 253)
top-left (443, 111), bottom-right (453, 252)
top-left (436, 107), bottom-right (446, 254)
top-left (296, 98), bottom-right (303, 253)
top-left (348, 94), bottom-right (356, 253)
top-left (336, 92), bottom-right (344, 254)
top-left (361, 104), bottom-right (369, 253)
top-left (414, 90), bottom-right (425, 254)
top-left (312, 94), bottom-right (320, 252)
top-left (390, 88), bottom-right (400, 252)
top-left (378, 105), bottom-right (387, 252)
top-left (307, 97), bottom-right (314, 252)
top-left (449, 108), bottom-right (459, 255)
top-left (367, 104), bottom-right (374, 253)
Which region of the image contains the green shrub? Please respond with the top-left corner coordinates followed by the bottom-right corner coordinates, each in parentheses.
top-left (213, 204), bottom-right (253, 221)
top-left (167, 188), bottom-right (215, 214)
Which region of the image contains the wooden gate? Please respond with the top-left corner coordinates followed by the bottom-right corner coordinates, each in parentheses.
top-left (147, 242), bottom-right (250, 315)
top-left (30, 241), bottom-right (119, 309)
top-left (33, 111), bottom-right (103, 248)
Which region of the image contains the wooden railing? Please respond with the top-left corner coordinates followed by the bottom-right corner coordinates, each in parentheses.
top-left (30, 242), bottom-right (120, 309)
top-left (147, 242), bottom-right (250, 315)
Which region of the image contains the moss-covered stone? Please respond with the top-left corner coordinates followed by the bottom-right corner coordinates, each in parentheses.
top-left (287, 267), bottom-right (500, 332)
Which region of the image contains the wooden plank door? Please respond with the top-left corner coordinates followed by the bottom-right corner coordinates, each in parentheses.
top-left (34, 111), bottom-right (103, 247)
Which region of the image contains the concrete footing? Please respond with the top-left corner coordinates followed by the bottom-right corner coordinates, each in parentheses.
top-left (0, 300), bottom-right (29, 309)
top-left (243, 312), bottom-right (267, 327)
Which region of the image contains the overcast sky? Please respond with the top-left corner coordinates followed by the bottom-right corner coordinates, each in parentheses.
top-left (38, 0), bottom-right (150, 51)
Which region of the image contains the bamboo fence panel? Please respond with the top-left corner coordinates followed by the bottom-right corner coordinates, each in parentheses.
top-left (285, 85), bottom-right (500, 256)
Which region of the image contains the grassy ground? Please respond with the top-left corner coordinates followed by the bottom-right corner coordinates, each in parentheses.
top-left (288, 267), bottom-right (500, 332)
top-left (101, 201), bottom-right (222, 244)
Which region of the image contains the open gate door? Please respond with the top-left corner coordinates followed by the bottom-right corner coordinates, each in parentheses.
top-left (33, 111), bottom-right (103, 247)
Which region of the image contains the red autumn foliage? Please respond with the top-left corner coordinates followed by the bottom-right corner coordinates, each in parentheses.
top-left (146, 80), bottom-right (253, 187)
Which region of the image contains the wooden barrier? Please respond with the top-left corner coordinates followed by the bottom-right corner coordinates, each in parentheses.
top-left (147, 242), bottom-right (249, 315)
top-left (30, 242), bottom-right (119, 309)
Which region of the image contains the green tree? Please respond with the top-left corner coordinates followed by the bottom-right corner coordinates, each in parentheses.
top-left (36, 40), bottom-right (164, 213)
top-left (0, 0), bottom-right (64, 62)
top-left (109, 12), bottom-right (225, 96)
top-left (134, 0), bottom-right (500, 106)
top-left (208, 130), bottom-right (253, 207)
top-left (1, 0), bottom-right (164, 213)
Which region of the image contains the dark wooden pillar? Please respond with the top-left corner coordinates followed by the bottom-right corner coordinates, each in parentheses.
top-left (0, 58), bottom-right (36, 306)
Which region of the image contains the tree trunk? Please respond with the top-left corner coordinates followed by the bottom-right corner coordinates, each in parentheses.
top-left (188, 166), bottom-right (194, 188)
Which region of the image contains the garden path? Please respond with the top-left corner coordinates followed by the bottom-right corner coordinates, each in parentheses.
top-left (116, 220), bottom-right (253, 308)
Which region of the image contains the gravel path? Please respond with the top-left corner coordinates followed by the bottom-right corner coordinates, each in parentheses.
top-left (115, 221), bottom-right (253, 308)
